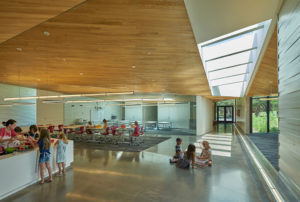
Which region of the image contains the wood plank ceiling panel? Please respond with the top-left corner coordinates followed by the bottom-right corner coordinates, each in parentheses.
top-left (248, 29), bottom-right (278, 97)
top-left (0, 0), bottom-right (85, 43)
top-left (0, 0), bottom-right (211, 97)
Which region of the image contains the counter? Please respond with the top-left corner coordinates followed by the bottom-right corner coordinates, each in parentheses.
top-left (0, 140), bottom-right (74, 200)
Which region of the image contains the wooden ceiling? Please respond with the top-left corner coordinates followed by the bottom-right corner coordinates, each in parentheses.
top-left (0, 0), bottom-right (212, 98)
top-left (0, 0), bottom-right (85, 43)
top-left (0, 0), bottom-right (278, 101)
top-left (248, 29), bottom-right (278, 97)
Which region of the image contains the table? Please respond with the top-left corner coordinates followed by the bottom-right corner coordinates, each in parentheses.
top-left (144, 121), bottom-right (158, 130)
top-left (63, 125), bottom-right (84, 137)
top-left (0, 140), bottom-right (74, 200)
top-left (37, 124), bottom-right (55, 129)
top-left (86, 127), bottom-right (103, 142)
top-left (158, 122), bottom-right (172, 130)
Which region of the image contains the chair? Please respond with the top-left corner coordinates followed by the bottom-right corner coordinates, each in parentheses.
top-left (75, 126), bottom-right (85, 141)
top-left (130, 126), bottom-right (142, 146)
top-left (48, 125), bottom-right (55, 133)
top-left (98, 127), bottom-right (110, 144)
top-left (141, 126), bottom-right (144, 135)
top-left (111, 126), bottom-right (123, 145)
top-left (56, 124), bottom-right (64, 133)
top-left (140, 126), bottom-right (145, 143)
top-left (67, 128), bottom-right (76, 140)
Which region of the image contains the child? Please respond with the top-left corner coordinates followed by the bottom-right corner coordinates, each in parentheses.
top-left (86, 121), bottom-right (94, 134)
top-left (101, 119), bottom-right (108, 134)
top-left (28, 125), bottom-right (39, 140)
top-left (170, 138), bottom-right (183, 163)
top-left (130, 121), bottom-right (140, 136)
top-left (15, 126), bottom-right (24, 140)
top-left (55, 133), bottom-right (68, 176)
top-left (176, 144), bottom-right (196, 169)
top-left (196, 141), bottom-right (212, 166)
top-left (29, 128), bottom-right (52, 184)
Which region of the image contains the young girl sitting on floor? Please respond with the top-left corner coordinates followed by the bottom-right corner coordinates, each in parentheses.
top-left (196, 140), bottom-right (212, 166)
top-left (55, 133), bottom-right (68, 176)
top-left (176, 144), bottom-right (197, 169)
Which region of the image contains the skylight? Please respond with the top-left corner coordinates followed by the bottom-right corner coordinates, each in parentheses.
top-left (198, 20), bottom-right (272, 97)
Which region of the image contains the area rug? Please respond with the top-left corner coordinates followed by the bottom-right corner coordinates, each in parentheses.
top-left (74, 136), bottom-right (170, 152)
top-left (248, 133), bottom-right (279, 170)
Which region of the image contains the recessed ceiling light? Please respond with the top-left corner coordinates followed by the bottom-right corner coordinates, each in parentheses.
top-left (16, 48), bottom-right (22, 52)
top-left (132, 65), bottom-right (136, 69)
top-left (43, 31), bottom-right (50, 36)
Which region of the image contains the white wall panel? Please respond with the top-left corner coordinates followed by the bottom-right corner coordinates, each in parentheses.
top-left (0, 83), bottom-right (36, 126)
top-left (278, 0), bottom-right (300, 196)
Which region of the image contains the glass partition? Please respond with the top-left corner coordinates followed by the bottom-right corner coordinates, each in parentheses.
top-left (251, 97), bottom-right (278, 133)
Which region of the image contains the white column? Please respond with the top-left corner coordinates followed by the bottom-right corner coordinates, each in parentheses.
top-left (196, 96), bottom-right (214, 135)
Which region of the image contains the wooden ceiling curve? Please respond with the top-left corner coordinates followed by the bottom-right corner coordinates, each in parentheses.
top-left (0, 0), bottom-right (212, 98)
top-left (248, 29), bottom-right (278, 97)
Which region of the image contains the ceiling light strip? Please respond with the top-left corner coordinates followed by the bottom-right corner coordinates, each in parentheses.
top-left (205, 47), bottom-right (257, 62)
top-left (208, 62), bottom-right (252, 73)
top-left (201, 25), bottom-right (264, 48)
top-left (65, 98), bottom-right (174, 104)
top-left (4, 91), bottom-right (134, 101)
top-left (210, 72), bottom-right (249, 81)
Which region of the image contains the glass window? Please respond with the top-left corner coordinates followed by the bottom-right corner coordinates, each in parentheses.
top-left (251, 97), bottom-right (278, 133)
top-left (252, 98), bottom-right (267, 133)
top-left (197, 19), bottom-right (272, 97)
top-left (211, 74), bottom-right (246, 86)
top-left (269, 99), bottom-right (278, 132)
top-left (209, 64), bottom-right (248, 80)
top-left (206, 51), bottom-right (254, 71)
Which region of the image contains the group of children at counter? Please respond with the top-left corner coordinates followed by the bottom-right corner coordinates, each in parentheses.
top-left (0, 119), bottom-right (69, 184)
top-left (170, 138), bottom-right (212, 168)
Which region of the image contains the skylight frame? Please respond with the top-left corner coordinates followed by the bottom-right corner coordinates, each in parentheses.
top-left (198, 20), bottom-right (272, 97)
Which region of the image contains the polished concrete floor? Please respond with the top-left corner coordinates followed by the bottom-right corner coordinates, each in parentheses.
top-left (4, 124), bottom-right (271, 202)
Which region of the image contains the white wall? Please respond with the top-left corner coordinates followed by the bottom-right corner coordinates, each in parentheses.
top-left (64, 101), bottom-right (122, 125)
top-left (142, 106), bottom-right (157, 121)
top-left (236, 97), bottom-right (250, 133)
top-left (158, 103), bottom-right (190, 129)
top-left (36, 90), bottom-right (64, 125)
top-left (0, 83), bottom-right (36, 126)
top-left (125, 105), bottom-right (142, 122)
top-left (184, 0), bottom-right (281, 43)
top-left (196, 96), bottom-right (213, 135)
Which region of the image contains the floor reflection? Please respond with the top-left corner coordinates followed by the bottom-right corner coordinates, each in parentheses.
top-left (3, 124), bottom-right (271, 202)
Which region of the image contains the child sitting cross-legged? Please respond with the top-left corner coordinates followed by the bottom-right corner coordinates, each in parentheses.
top-left (196, 140), bottom-right (212, 166)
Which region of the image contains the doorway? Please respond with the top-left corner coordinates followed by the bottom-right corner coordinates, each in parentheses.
top-left (217, 106), bottom-right (234, 123)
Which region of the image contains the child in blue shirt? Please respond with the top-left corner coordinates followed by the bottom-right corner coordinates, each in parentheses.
top-left (29, 128), bottom-right (52, 184)
top-left (170, 138), bottom-right (183, 163)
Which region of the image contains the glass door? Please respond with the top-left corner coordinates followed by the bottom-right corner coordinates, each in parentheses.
top-left (217, 106), bottom-right (234, 123)
top-left (217, 106), bottom-right (225, 122)
top-left (225, 106), bottom-right (233, 122)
